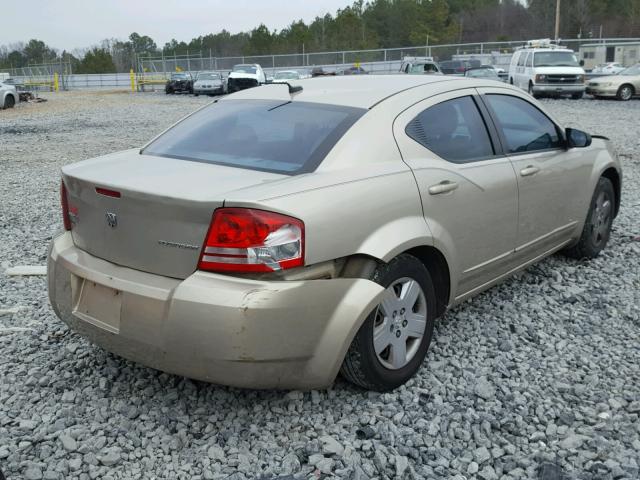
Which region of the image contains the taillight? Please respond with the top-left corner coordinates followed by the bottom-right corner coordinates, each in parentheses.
top-left (60, 181), bottom-right (72, 231)
top-left (198, 208), bottom-right (304, 273)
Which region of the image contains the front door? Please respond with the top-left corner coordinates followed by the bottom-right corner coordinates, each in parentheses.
top-left (393, 88), bottom-right (518, 298)
top-left (478, 88), bottom-right (593, 260)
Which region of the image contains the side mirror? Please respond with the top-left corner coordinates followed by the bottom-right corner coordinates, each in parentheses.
top-left (579, 59), bottom-right (585, 67)
top-left (566, 128), bottom-right (592, 148)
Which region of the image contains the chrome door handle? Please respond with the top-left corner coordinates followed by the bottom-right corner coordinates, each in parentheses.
top-left (428, 180), bottom-right (458, 195)
top-left (520, 165), bottom-right (540, 177)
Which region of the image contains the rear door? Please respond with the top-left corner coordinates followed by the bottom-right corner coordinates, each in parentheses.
top-left (393, 88), bottom-right (518, 298)
top-left (478, 87), bottom-right (593, 260)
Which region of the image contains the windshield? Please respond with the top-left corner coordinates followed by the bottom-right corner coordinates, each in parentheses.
top-left (198, 73), bottom-right (220, 80)
top-left (274, 71), bottom-right (299, 79)
top-left (409, 63), bottom-right (438, 74)
top-left (233, 65), bottom-right (257, 74)
top-left (171, 73), bottom-right (188, 79)
top-left (534, 51), bottom-right (579, 67)
top-left (621, 64), bottom-right (640, 75)
top-left (142, 100), bottom-right (365, 175)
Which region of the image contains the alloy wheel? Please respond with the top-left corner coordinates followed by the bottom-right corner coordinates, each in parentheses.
top-left (590, 190), bottom-right (612, 247)
top-left (372, 277), bottom-right (427, 370)
top-left (620, 86), bottom-right (633, 101)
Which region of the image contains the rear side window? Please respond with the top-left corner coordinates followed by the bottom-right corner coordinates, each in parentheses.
top-left (405, 96), bottom-right (495, 163)
top-left (143, 100), bottom-right (365, 174)
top-left (484, 94), bottom-right (562, 153)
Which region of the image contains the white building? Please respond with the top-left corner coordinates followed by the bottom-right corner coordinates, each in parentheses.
top-left (579, 42), bottom-right (640, 69)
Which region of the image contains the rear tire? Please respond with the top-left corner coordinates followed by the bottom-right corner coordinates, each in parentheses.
top-left (340, 254), bottom-right (437, 391)
top-left (563, 177), bottom-right (615, 259)
top-left (616, 84), bottom-right (634, 101)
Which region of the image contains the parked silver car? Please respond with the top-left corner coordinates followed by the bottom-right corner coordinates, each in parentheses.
top-left (193, 71), bottom-right (224, 96)
top-left (49, 76), bottom-right (621, 390)
top-left (0, 81), bottom-right (17, 109)
top-left (586, 63), bottom-right (640, 101)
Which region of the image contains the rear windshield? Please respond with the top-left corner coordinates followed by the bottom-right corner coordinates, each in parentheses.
top-left (142, 100), bottom-right (365, 174)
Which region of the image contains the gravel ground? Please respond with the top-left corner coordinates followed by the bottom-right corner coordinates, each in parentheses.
top-left (1, 91), bottom-right (639, 480)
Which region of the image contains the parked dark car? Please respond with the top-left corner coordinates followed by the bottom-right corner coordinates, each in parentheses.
top-left (440, 59), bottom-right (481, 75)
top-left (342, 66), bottom-right (369, 75)
top-left (165, 72), bottom-right (193, 94)
top-left (311, 67), bottom-right (336, 77)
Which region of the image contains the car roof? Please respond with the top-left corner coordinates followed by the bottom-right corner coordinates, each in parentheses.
top-left (221, 74), bottom-right (468, 109)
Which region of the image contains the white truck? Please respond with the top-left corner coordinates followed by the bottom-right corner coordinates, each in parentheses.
top-left (509, 39), bottom-right (586, 99)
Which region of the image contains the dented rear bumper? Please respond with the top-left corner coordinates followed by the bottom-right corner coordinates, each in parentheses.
top-left (47, 232), bottom-right (383, 389)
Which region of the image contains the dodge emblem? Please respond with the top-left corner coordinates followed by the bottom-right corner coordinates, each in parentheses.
top-left (105, 212), bottom-right (118, 228)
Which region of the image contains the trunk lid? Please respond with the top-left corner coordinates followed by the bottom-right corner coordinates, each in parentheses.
top-left (62, 149), bottom-right (285, 279)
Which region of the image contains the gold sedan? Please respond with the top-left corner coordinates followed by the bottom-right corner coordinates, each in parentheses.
top-left (586, 63), bottom-right (640, 100)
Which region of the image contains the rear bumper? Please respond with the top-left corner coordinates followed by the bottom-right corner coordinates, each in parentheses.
top-left (532, 84), bottom-right (585, 94)
top-left (47, 232), bottom-right (383, 389)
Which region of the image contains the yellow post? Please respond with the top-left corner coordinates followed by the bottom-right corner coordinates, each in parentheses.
top-left (53, 72), bottom-right (59, 92)
top-left (130, 69), bottom-right (135, 92)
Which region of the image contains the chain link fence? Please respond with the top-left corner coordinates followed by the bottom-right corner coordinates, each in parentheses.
top-left (4, 38), bottom-right (639, 90)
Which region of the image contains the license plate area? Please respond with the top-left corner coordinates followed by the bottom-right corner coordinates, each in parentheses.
top-left (72, 277), bottom-right (122, 333)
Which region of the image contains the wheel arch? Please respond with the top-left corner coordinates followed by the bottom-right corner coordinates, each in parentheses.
top-left (403, 245), bottom-right (451, 318)
top-left (342, 243), bottom-right (452, 319)
top-left (619, 83), bottom-right (635, 94)
top-left (601, 166), bottom-right (621, 217)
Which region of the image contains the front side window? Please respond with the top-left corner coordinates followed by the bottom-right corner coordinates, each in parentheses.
top-left (143, 100), bottom-right (365, 174)
top-left (405, 96), bottom-right (495, 163)
top-left (485, 94), bottom-right (562, 153)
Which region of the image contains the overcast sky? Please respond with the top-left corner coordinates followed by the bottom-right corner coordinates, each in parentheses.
top-left (1, 0), bottom-right (354, 52)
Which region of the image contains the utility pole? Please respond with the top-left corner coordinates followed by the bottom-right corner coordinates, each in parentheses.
top-left (554, 0), bottom-right (561, 40)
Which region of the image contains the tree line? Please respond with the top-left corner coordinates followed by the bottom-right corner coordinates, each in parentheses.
top-left (1, 0), bottom-right (639, 73)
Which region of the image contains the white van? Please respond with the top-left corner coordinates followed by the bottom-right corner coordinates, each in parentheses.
top-left (509, 39), bottom-right (585, 99)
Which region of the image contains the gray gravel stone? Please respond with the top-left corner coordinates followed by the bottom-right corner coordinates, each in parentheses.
top-left (319, 435), bottom-right (344, 456)
top-left (559, 434), bottom-right (589, 450)
top-left (58, 434), bottom-right (76, 452)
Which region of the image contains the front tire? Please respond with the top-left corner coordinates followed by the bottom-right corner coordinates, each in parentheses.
top-left (571, 92), bottom-right (583, 100)
top-left (563, 177), bottom-right (615, 259)
top-left (528, 82), bottom-right (539, 98)
top-left (340, 254), bottom-right (437, 391)
top-left (3, 94), bottom-right (15, 109)
top-left (616, 84), bottom-right (634, 101)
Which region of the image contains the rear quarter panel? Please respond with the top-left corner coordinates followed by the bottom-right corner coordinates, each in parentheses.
top-left (222, 105), bottom-right (435, 267)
